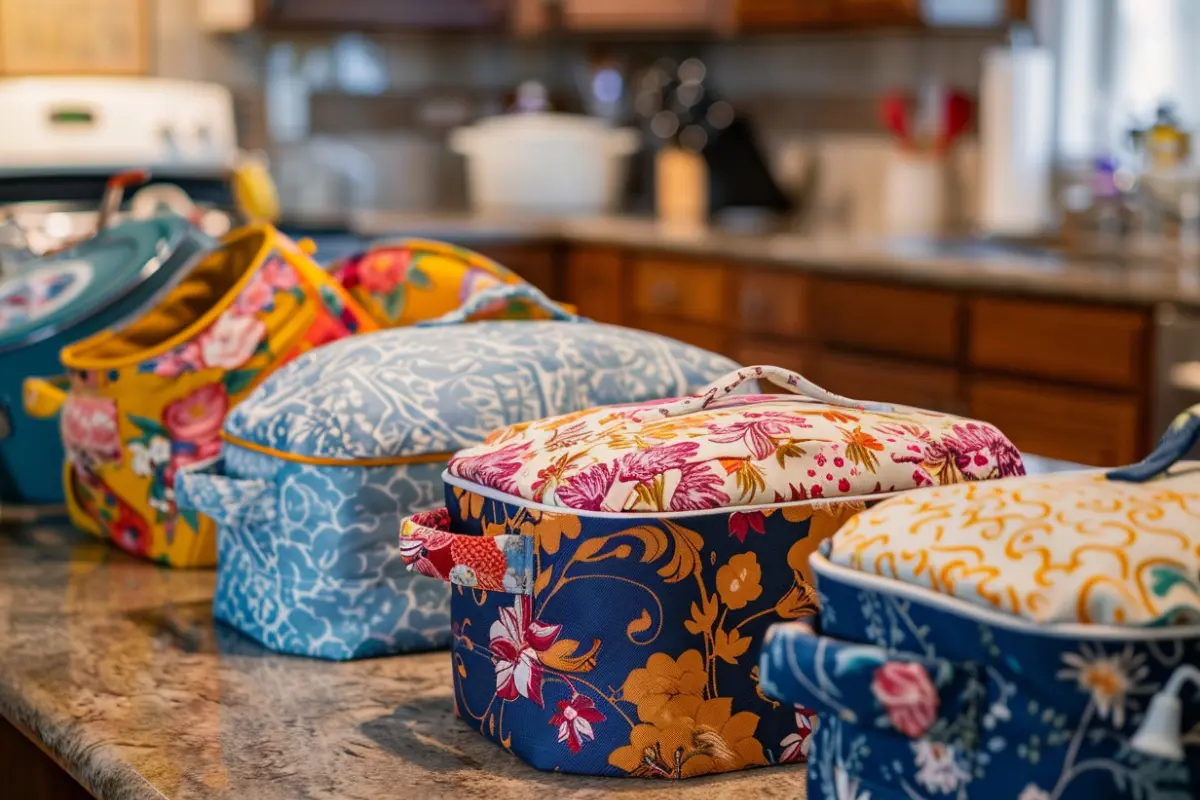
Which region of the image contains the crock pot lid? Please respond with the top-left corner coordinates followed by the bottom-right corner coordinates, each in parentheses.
top-left (0, 215), bottom-right (190, 348)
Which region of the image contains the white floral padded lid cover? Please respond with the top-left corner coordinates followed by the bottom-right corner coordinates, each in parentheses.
top-left (448, 366), bottom-right (1026, 514)
top-left (825, 406), bottom-right (1200, 627)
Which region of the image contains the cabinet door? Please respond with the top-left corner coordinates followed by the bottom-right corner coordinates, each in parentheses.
top-left (968, 378), bottom-right (1143, 467)
top-left (560, 0), bottom-right (713, 30)
top-left (815, 350), bottom-right (962, 414)
top-left (478, 245), bottom-right (558, 298)
top-left (259, 0), bottom-right (508, 28)
top-left (565, 248), bottom-right (625, 325)
top-left (632, 258), bottom-right (728, 325)
top-left (734, 0), bottom-right (833, 29)
top-left (813, 279), bottom-right (962, 362)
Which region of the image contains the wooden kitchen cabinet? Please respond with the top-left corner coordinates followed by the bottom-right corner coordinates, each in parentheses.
top-left (632, 258), bottom-right (728, 324)
top-left (733, 0), bottom-right (834, 29)
top-left (968, 378), bottom-right (1142, 467)
top-left (832, 0), bottom-right (920, 24)
top-left (557, 0), bottom-right (714, 30)
top-left (815, 350), bottom-right (962, 413)
top-left (478, 244), bottom-right (558, 299)
top-left (732, 269), bottom-right (811, 338)
top-left (813, 279), bottom-right (962, 362)
top-left (565, 247), bottom-right (625, 325)
top-left (256, 0), bottom-right (508, 29)
top-left (969, 298), bottom-right (1149, 391)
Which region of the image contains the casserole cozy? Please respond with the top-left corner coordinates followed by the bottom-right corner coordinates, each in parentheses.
top-left (0, 215), bottom-right (209, 504)
top-left (328, 238), bottom-right (563, 329)
top-left (400, 365), bottom-right (1025, 778)
top-left (24, 223), bottom-right (375, 566)
top-left (174, 294), bottom-right (742, 660)
top-left (759, 406), bottom-right (1200, 799)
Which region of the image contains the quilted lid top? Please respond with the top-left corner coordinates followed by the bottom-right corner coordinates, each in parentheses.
top-left (0, 216), bottom-right (192, 351)
top-left (221, 319), bottom-right (740, 461)
top-left (447, 365), bottom-right (1025, 514)
top-left (823, 408), bottom-right (1200, 627)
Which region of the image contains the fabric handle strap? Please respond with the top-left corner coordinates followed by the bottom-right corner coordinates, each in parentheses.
top-left (400, 507), bottom-right (534, 595)
top-left (417, 283), bottom-right (582, 326)
top-left (1107, 403), bottom-right (1200, 483)
top-left (630, 365), bottom-right (895, 422)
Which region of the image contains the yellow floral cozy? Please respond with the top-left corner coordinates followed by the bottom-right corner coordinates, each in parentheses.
top-left (24, 224), bottom-right (377, 567)
top-left (328, 238), bottom-right (566, 327)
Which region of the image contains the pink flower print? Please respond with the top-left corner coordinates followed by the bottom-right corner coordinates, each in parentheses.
top-left (162, 383), bottom-right (229, 486)
top-left (668, 462), bottom-right (729, 511)
top-left (871, 661), bottom-right (940, 738)
top-left (449, 441), bottom-right (532, 496)
top-left (837, 478), bottom-right (851, 493)
top-left (198, 310), bottom-right (267, 370)
top-left (728, 510), bottom-right (766, 543)
top-left (357, 249), bottom-right (410, 294)
top-left (234, 271), bottom-right (274, 315)
top-left (941, 423), bottom-right (1026, 478)
top-left (489, 595), bottom-right (561, 706)
top-left (554, 462), bottom-right (617, 511)
top-left (152, 341), bottom-right (203, 378)
top-left (779, 707), bottom-right (816, 763)
top-left (549, 694), bottom-right (606, 753)
top-left (261, 256), bottom-right (299, 290)
top-left (707, 412), bottom-right (807, 461)
top-left (61, 396), bottom-right (122, 464)
top-left (615, 441), bottom-right (699, 484)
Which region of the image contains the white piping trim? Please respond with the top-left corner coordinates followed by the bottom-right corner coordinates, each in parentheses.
top-left (811, 553), bottom-right (1200, 641)
top-left (442, 472), bottom-right (905, 520)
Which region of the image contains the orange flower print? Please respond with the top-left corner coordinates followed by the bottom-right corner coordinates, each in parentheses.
top-left (822, 409), bottom-right (859, 423)
top-left (842, 425), bottom-right (885, 473)
top-left (716, 552), bottom-right (763, 610)
top-left (620, 650), bottom-right (707, 726)
top-left (608, 697), bottom-right (767, 778)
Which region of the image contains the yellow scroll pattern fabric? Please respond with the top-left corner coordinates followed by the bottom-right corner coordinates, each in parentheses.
top-left (827, 468), bottom-right (1200, 626)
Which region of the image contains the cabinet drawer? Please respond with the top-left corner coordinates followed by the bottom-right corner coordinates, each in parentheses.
top-left (631, 315), bottom-right (729, 356)
top-left (632, 258), bottom-right (727, 324)
top-left (814, 350), bottom-right (962, 413)
top-left (565, 248), bottom-right (624, 324)
top-left (968, 298), bottom-right (1148, 390)
top-left (968, 378), bottom-right (1141, 467)
top-left (813, 280), bottom-right (961, 361)
top-left (729, 338), bottom-right (813, 382)
top-left (733, 269), bottom-right (810, 337)
top-left (480, 245), bottom-right (557, 297)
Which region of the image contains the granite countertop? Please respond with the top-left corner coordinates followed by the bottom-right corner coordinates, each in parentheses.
top-left (0, 454), bottom-right (1085, 800)
top-left (0, 524), bottom-right (805, 800)
top-left (350, 211), bottom-right (1200, 307)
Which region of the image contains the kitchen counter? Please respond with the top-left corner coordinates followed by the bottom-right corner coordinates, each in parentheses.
top-left (351, 212), bottom-right (1200, 307)
top-left (0, 455), bottom-right (1083, 800)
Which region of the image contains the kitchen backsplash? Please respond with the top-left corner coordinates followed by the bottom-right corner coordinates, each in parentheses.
top-left (155, 0), bottom-right (999, 226)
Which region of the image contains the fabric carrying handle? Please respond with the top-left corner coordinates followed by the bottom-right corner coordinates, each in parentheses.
top-left (23, 376), bottom-right (69, 419)
top-left (174, 460), bottom-right (276, 529)
top-left (758, 621), bottom-right (985, 751)
top-left (400, 507), bottom-right (534, 594)
top-left (630, 365), bottom-right (895, 422)
top-left (417, 283), bottom-right (582, 326)
top-left (1107, 403), bottom-right (1200, 483)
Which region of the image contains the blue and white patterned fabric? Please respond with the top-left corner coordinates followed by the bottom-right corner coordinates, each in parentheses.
top-left (176, 320), bottom-right (742, 660)
top-left (758, 427), bottom-right (1200, 800)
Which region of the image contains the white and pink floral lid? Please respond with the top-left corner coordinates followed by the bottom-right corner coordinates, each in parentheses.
top-left (447, 365), bottom-right (1026, 514)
